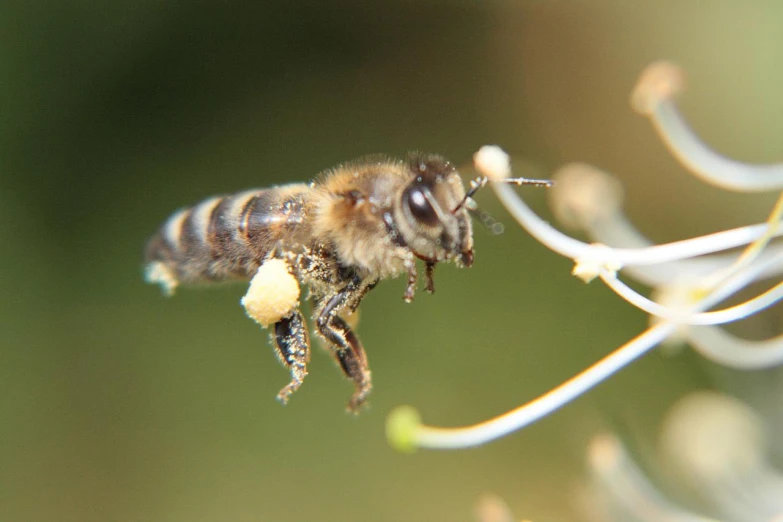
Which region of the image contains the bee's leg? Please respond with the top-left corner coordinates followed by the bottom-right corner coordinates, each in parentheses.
top-left (316, 278), bottom-right (372, 413)
top-left (271, 309), bottom-right (311, 404)
top-left (424, 261), bottom-right (436, 294)
top-left (327, 316), bottom-right (371, 413)
top-left (347, 281), bottom-right (376, 313)
top-left (403, 262), bottom-right (417, 303)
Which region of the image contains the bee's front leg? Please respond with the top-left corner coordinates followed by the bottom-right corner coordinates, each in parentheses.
top-left (424, 261), bottom-right (436, 294)
top-left (271, 309), bottom-right (310, 404)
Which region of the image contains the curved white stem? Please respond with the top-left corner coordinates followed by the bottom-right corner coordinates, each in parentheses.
top-left (494, 182), bottom-right (781, 268)
top-left (688, 327), bottom-right (783, 370)
top-left (651, 100), bottom-right (783, 192)
top-left (413, 323), bottom-right (673, 449)
top-left (576, 208), bottom-right (779, 287)
top-left (600, 271), bottom-right (783, 326)
top-left (404, 244), bottom-right (778, 449)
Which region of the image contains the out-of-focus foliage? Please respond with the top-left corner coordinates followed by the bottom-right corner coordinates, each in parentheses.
top-left (2, 2), bottom-right (781, 521)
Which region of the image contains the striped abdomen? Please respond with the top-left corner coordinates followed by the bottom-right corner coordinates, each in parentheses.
top-left (145, 184), bottom-right (310, 293)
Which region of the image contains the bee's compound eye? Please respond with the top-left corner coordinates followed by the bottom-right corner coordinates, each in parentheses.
top-left (404, 186), bottom-right (439, 227)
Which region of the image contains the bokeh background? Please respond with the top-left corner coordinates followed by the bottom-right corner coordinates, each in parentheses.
top-left (2, 1), bottom-right (781, 521)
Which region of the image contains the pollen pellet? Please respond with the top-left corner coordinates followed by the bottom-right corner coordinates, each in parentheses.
top-left (241, 259), bottom-right (300, 327)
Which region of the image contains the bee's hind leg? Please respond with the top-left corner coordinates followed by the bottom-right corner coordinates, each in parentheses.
top-left (316, 277), bottom-right (373, 413)
top-left (326, 315), bottom-right (372, 413)
top-left (271, 309), bottom-right (311, 404)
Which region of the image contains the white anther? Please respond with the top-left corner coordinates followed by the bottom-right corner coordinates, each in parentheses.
top-left (661, 392), bottom-right (766, 481)
top-left (630, 60), bottom-right (685, 115)
top-left (473, 145), bottom-right (511, 181)
top-left (550, 163), bottom-right (624, 230)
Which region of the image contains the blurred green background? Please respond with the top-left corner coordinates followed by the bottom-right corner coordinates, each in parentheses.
top-left (2, 1), bottom-right (781, 521)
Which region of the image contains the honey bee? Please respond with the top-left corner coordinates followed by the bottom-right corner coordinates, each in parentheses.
top-left (145, 152), bottom-right (548, 412)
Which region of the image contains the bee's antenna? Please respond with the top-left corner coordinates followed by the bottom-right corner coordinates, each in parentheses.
top-left (452, 175), bottom-right (554, 214)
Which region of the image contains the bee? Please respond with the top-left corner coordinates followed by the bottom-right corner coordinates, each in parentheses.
top-left (145, 152), bottom-right (548, 412)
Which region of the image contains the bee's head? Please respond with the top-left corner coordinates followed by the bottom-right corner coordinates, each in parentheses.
top-left (393, 153), bottom-right (474, 267)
